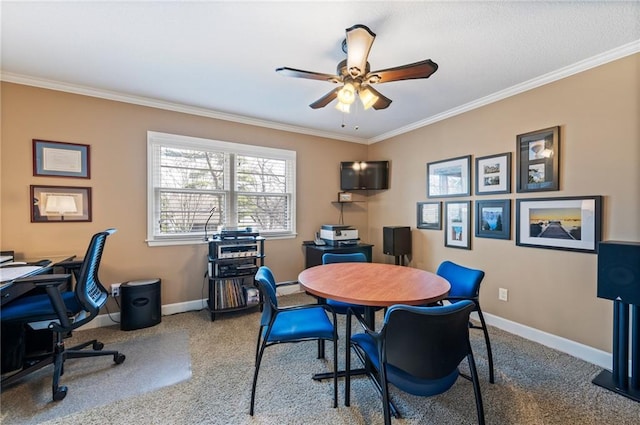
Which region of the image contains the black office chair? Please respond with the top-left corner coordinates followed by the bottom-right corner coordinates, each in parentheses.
top-left (0, 229), bottom-right (125, 401)
top-left (251, 266), bottom-right (338, 415)
top-left (345, 301), bottom-right (485, 425)
top-left (436, 260), bottom-right (494, 383)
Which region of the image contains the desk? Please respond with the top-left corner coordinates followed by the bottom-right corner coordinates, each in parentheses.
top-left (0, 255), bottom-right (75, 374)
top-left (298, 263), bottom-right (450, 416)
top-left (1, 255), bottom-right (76, 306)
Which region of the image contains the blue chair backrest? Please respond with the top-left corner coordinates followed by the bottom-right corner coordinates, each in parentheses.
top-left (322, 252), bottom-right (367, 264)
top-left (383, 300), bottom-right (475, 380)
top-left (76, 228), bottom-right (116, 313)
top-left (255, 266), bottom-right (278, 324)
top-left (436, 261), bottom-right (485, 299)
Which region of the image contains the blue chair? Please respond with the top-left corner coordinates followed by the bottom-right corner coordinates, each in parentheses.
top-left (250, 266), bottom-right (338, 415)
top-left (321, 252), bottom-right (369, 315)
top-left (345, 301), bottom-right (485, 425)
top-left (436, 260), bottom-right (494, 383)
top-left (0, 229), bottom-right (125, 401)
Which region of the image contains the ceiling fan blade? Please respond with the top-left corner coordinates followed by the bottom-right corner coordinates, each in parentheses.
top-left (276, 67), bottom-right (341, 83)
top-left (309, 87), bottom-right (340, 109)
top-left (365, 59), bottom-right (438, 84)
top-left (345, 24), bottom-right (376, 78)
top-left (364, 85), bottom-right (392, 110)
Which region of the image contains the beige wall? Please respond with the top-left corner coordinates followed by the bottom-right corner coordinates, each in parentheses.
top-left (368, 54), bottom-right (639, 352)
top-left (1, 53), bottom-right (638, 353)
top-left (0, 83), bottom-right (368, 309)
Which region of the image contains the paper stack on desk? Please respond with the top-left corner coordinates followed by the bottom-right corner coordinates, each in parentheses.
top-left (0, 266), bottom-right (43, 284)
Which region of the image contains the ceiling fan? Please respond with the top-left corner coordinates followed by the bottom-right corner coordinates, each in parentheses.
top-left (276, 24), bottom-right (438, 113)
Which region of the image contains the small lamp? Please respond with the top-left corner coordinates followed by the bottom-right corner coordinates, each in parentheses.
top-left (358, 86), bottom-right (379, 110)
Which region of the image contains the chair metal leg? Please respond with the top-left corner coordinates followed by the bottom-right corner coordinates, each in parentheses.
top-left (474, 305), bottom-right (495, 383)
top-left (250, 340), bottom-right (268, 416)
top-left (467, 352), bottom-right (486, 425)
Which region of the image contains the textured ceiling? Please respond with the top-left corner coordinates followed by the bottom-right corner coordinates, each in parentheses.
top-left (1, 1), bottom-right (639, 143)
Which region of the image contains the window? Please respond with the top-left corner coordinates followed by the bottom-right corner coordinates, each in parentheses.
top-left (147, 131), bottom-right (296, 246)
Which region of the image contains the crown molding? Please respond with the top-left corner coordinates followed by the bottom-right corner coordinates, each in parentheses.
top-left (0, 72), bottom-right (368, 145)
top-left (370, 40), bottom-right (640, 144)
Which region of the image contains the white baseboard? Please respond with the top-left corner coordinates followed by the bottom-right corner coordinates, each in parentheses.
top-left (86, 284), bottom-right (614, 371)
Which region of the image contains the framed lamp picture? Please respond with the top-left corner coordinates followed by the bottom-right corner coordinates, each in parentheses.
top-left (515, 195), bottom-right (602, 253)
top-left (30, 185), bottom-right (92, 223)
top-left (427, 155), bottom-right (471, 198)
top-left (516, 126), bottom-right (560, 193)
top-left (33, 139), bottom-right (90, 179)
top-left (475, 152), bottom-right (511, 195)
top-left (444, 201), bottom-right (471, 249)
top-left (475, 199), bottom-right (511, 240)
top-left (417, 201), bottom-right (441, 230)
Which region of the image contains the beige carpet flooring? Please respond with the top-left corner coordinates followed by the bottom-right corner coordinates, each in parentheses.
top-left (1, 292), bottom-right (640, 424)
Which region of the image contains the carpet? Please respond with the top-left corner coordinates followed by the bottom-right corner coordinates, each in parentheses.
top-left (0, 331), bottom-right (191, 425)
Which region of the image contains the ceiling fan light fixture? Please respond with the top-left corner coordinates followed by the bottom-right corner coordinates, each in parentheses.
top-left (335, 101), bottom-right (351, 113)
top-left (358, 86), bottom-right (379, 110)
top-left (337, 82), bottom-right (356, 105)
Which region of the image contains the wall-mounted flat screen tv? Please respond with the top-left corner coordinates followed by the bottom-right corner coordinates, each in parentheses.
top-left (340, 161), bottom-right (389, 190)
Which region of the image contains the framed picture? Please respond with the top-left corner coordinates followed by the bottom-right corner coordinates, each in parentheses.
top-left (33, 139), bottom-right (90, 179)
top-left (427, 155), bottom-right (471, 198)
top-left (475, 152), bottom-right (511, 195)
top-left (417, 202), bottom-right (441, 230)
top-left (444, 201), bottom-right (471, 249)
top-left (515, 196), bottom-right (602, 253)
top-left (516, 127), bottom-right (559, 193)
top-left (30, 185), bottom-right (92, 222)
top-left (475, 199), bottom-right (511, 240)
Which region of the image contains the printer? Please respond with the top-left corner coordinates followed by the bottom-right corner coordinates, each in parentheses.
top-left (319, 224), bottom-right (359, 246)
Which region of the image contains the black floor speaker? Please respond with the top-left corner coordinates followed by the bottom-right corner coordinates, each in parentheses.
top-left (383, 226), bottom-right (411, 256)
top-left (120, 278), bottom-right (162, 331)
top-left (597, 241), bottom-right (640, 305)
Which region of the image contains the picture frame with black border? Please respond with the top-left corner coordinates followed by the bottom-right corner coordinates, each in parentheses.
top-left (30, 185), bottom-right (92, 223)
top-left (515, 195), bottom-right (602, 253)
top-left (475, 152), bottom-right (511, 195)
top-left (516, 126), bottom-right (560, 193)
top-left (417, 201), bottom-right (441, 230)
top-left (427, 155), bottom-right (471, 198)
top-left (33, 139), bottom-right (90, 179)
top-left (475, 199), bottom-right (511, 240)
top-left (444, 201), bottom-right (471, 249)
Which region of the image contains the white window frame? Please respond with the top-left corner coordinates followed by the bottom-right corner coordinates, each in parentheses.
top-left (147, 131), bottom-right (296, 246)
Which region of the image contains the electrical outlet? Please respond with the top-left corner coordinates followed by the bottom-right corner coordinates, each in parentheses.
top-left (111, 283), bottom-right (121, 297)
top-left (498, 288), bottom-right (508, 301)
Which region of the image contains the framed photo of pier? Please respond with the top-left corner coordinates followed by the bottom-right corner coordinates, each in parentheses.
top-left (475, 199), bottom-right (511, 240)
top-left (516, 126), bottom-right (559, 193)
top-left (515, 196), bottom-right (602, 253)
top-left (444, 201), bottom-right (471, 249)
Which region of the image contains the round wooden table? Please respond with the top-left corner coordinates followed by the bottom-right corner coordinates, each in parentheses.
top-left (298, 262), bottom-right (450, 308)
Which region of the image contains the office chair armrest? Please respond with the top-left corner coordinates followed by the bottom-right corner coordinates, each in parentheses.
top-left (14, 273), bottom-right (72, 287)
top-left (14, 274), bottom-right (74, 330)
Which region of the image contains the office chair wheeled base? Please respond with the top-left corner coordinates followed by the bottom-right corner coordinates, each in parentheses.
top-left (1, 336), bottom-right (126, 401)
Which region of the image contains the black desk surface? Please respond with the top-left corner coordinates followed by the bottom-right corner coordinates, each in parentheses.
top-left (303, 243), bottom-right (373, 269)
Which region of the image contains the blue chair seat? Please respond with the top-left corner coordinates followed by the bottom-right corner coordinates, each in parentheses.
top-left (326, 299), bottom-right (366, 315)
top-left (266, 306), bottom-right (335, 342)
top-left (1, 292), bottom-right (81, 322)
